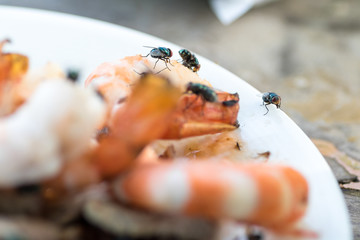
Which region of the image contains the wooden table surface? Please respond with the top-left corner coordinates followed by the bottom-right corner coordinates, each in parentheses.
top-left (1, 0), bottom-right (359, 239)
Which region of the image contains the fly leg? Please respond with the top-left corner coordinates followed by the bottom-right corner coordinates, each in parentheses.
top-left (163, 59), bottom-right (172, 71)
top-left (155, 67), bottom-right (168, 74)
top-left (263, 103), bottom-right (270, 115)
top-left (184, 94), bottom-right (199, 111)
top-left (153, 59), bottom-right (160, 69)
top-left (141, 53), bottom-right (150, 58)
top-left (168, 59), bottom-right (174, 67)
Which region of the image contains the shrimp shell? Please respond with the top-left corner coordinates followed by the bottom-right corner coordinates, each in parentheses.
top-left (92, 74), bottom-right (182, 178)
top-left (113, 161), bottom-right (308, 229)
top-left (85, 55), bottom-right (211, 108)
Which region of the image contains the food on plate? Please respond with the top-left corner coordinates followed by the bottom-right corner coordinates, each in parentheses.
top-left (0, 39), bottom-right (28, 83)
top-left (92, 74), bottom-right (182, 178)
top-left (85, 56), bottom-right (239, 139)
top-left (0, 42), bottom-right (310, 240)
top-left (0, 80), bottom-right (105, 186)
top-left (0, 40), bottom-right (105, 186)
top-left (114, 161), bottom-right (308, 229)
top-left (0, 39), bottom-right (29, 116)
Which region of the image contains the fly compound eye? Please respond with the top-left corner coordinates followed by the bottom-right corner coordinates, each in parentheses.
top-left (272, 96), bottom-right (279, 103)
top-left (168, 48), bottom-right (173, 57)
top-left (262, 92), bottom-right (281, 115)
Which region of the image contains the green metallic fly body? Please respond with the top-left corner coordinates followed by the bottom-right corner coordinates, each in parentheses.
top-left (179, 49), bottom-right (201, 72)
top-left (262, 92), bottom-right (281, 115)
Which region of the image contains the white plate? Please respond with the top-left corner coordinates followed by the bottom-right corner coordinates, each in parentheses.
top-left (0, 6), bottom-right (352, 240)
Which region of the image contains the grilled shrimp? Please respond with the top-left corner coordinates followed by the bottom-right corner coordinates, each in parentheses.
top-left (93, 74), bottom-right (182, 178)
top-left (43, 74), bottom-right (182, 196)
top-left (85, 55), bottom-right (209, 106)
top-left (163, 91), bottom-right (239, 139)
top-left (113, 161), bottom-right (308, 230)
top-left (85, 55), bottom-right (239, 139)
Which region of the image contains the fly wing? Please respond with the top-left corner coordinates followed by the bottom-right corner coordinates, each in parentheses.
top-left (150, 48), bottom-right (162, 58)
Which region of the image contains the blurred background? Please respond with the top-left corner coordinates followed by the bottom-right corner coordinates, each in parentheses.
top-left (1, 0), bottom-right (359, 238)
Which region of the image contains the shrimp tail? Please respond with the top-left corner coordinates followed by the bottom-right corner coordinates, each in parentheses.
top-left (163, 121), bottom-right (237, 139)
top-left (161, 92), bottom-right (240, 139)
